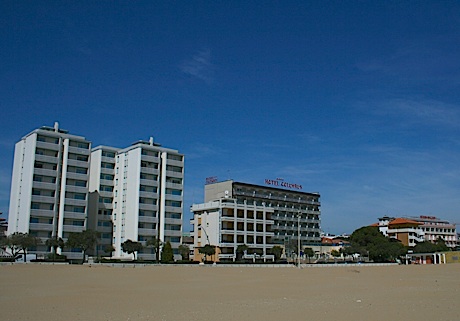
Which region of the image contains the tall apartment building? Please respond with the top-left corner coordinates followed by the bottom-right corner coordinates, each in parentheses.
top-left (8, 124), bottom-right (184, 261)
top-left (7, 123), bottom-right (91, 259)
top-left (191, 180), bottom-right (321, 260)
top-left (88, 146), bottom-right (120, 255)
top-left (90, 138), bottom-right (184, 260)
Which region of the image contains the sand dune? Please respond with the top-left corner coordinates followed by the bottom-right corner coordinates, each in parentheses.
top-left (1, 263), bottom-right (459, 321)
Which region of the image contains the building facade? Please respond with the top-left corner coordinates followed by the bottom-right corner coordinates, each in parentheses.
top-left (191, 180), bottom-right (321, 260)
top-left (376, 216), bottom-right (425, 247)
top-left (8, 124), bottom-right (184, 261)
top-left (411, 215), bottom-right (457, 249)
top-left (107, 138), bottom-right (184, 260)
top-left (190, 198), bottom-right (275, 262)
top-left (7, 123), bottom-right (91, 259)
top-left (88, 146), bottom-right (120, 255)
top-left (375, 215), bottom-right (457, 249)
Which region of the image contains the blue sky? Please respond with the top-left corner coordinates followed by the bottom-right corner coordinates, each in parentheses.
top-left (1, 1), bottom-right (459, 234)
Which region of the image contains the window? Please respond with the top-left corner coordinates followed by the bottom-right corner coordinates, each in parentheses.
top-left (166, 165), bottom-right (182, 173)
top-left (100, 173), bottom-right (114, 180)
top-left (166, 189), bottom-right (182, 196)
top-left (101, 162), bottom-right (115, 169)
top-left (167, 154), bottom-right (183, 161)
top-left (30, 217), bottom-right (39, 223)
top-left (102, 151), bottom-right (116, 158)
top-left (74, 193), bottom-right (86, 200)
top-left (69, 141), bottom-right (90, 149)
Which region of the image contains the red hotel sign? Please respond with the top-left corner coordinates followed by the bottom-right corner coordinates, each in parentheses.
top-left (264, 178), bottom-right (302, 190)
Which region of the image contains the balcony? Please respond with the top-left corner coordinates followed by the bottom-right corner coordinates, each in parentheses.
top-left (139, 203), bottom-right (157, 211)
top-left (62, 225), bottom-right (85, 233)
top-left (165, 194), bottom-right (182, 202)
top-left (33, 181), bottom-right (57, 190)
top-left (166, 170), bottom-right (183, 179)
top-left (139, 191), bottom-right (157, 199)
top-left (140, 167), bottom-right (159, 175)
top-left (164, 206), bottom-right (182, 213)
top-left (68, 146), bottom-right (90, 155)
top-left (138, 216), bottom-right (158, 224)
top-left (166, 159), bottom-right (183, 167)
top-left (164, 230), bottom-right (182, 237)
top-left (64, 198), bottom-right (87, 207)
top-left (29, 223), bottom-right (54, 231)
top-left (66, 172), bottom-right (88, 180)
top-left (67, 159), bottom-right (89, 168)
top-left (34, 168), bottom-right (57, 177)
top-left (30, 209), bottom-right (55, 218)
top-left (63, 212), bottom-right (86, 220)
top-left (165, 182), bottom-right (182, 189)
top-left (138, 228), bottom-right (156, 236)
top-left (100, 156), bottom-right (116, 164)
top-left (141, 155), bottom-right (160, 163)
top-left (35, 154), bottom-right (58, 164)
top-left (36, 140), bottom-right (60, 151)
top-left (31, 195), bottom-right (56, 203)
top-left (139, 179), bottom-right (158, 187)
top-left (164, 217), bottom-right (182, 225)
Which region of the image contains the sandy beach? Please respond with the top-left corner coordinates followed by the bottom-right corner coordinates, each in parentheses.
top-left (1, 263), bottom-right (459, 321)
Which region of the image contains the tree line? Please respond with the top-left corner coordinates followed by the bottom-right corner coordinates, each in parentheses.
top-left (0, 230), bottom-right (191, 264)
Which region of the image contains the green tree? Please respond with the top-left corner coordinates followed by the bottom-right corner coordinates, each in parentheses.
top-left (121, 239), bottom-right (143, 260)
top-left (146, 237), bottom-right (163, 263)
top-left (66, 230), bottom-right (99, 264)
top-left (349, 226), bottom-right (406, 263)
top-left (199, 244), bottom-right (216, 262)
top-left (178, 244), bottom-right (190, 261)
top-left (6, 232), bottom-right (41, 262)
top-left (161, 241), bottom-right (174, 263)
top-left (103, 244), bottom-right (115, 258)
top-left (303, 247), bottom-right (315, 263)
top-left (413, 238), bottom-right (449, 253)
top-left (270, 245), bottom-right (283, 261)
top-left (236, 244), bottom-right (249, 261)
top-left (331, 249), bottom-right (341, 257)
top-left (45, 236), bottom-right (65, 262)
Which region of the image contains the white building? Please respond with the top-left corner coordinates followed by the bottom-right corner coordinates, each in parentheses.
top-left (106, 138), bottom-right (184, 260)
top-left (7, 123), bottom-right (91, 259)
top-left (410, 215), bottom-right (457, 249)
top-left (88, 146), bottom-right (120, 255)
top-left (375, 215), bottom-right (457, 249)
top-left (190, 198), bottom-right (275, 262)
top-left (191, 180), bottom-right (321, 262)
top-left (8, 124), bottom-right (185, 261)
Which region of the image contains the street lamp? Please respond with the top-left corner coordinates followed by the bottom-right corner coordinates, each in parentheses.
top-left (297, 212), bottom-right (301, 268)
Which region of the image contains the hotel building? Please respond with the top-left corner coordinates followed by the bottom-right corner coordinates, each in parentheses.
top-left (7, 123), bottom-right (91, 259)
top-left (375, 215), bottom-right (457, 249)
top-left (191, 179), bottom-right (321, 261)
